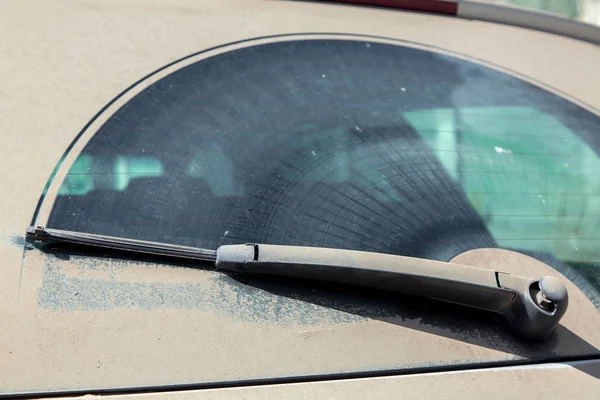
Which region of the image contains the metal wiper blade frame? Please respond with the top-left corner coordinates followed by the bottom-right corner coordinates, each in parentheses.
top-left (25, 226), bottom-right (217, 262)
top-left (217, 244), bottom-right (569, 341)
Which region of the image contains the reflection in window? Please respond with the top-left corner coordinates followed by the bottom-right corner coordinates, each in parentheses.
top-left (405, 106), bottom-right (600, 262)
top-left (59, 155), bottom-right (163, 195)
top-left (114, 156), bottom-right (163, 191)
top-left (187, 145), bottom-right (241, 195)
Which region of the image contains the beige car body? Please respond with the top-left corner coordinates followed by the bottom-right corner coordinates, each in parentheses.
top-left (1, 0), bottom-right (599, 398)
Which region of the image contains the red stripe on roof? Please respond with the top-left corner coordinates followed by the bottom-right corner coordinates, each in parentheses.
top-left (325, 0), bottom-right (458, 15)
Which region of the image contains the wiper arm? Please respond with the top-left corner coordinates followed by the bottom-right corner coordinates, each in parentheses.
top-left (217, 244), bottom-right (568, 341)
top-left (26, 227), bottom-right (568, 341)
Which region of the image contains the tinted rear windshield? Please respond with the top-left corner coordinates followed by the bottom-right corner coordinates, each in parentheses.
top-left (41, 39), bottom-right (600, 298)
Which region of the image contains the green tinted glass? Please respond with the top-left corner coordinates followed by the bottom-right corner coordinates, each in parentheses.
top-left (406, 106), bottom-right (600, 264)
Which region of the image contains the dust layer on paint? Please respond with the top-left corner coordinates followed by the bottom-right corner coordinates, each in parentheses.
top-left (8, 234), bottom-right (26, 248)
top-left (29, 249), bottom-right (565, 356)
top-left (36, 252), bottom-right (391, 325)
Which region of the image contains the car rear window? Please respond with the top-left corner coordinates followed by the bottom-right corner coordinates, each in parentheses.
top-left (38, 38), bottom-right (600, 301)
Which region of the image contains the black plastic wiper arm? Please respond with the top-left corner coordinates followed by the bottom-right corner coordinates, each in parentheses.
top-left (26, 227), bottom-right (568, 341)
top-left (217, 244), bottom-right (568, 341)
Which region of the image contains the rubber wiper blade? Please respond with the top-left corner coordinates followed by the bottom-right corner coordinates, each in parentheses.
top-left (217, 244), bottom-right (569, 341)
top-left (25, 226), bottom-right (217, 262)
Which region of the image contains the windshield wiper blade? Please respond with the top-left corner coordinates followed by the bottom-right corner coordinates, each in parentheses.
top-left (217, 244), bottom-right (568, 341)
top-left (25, 226), bottom-right (217, 262)
top-left (26, 226), bottom-right (568, 341)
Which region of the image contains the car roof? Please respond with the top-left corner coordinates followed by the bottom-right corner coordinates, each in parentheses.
top-left (1, 0), bottom-right (599, 396)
